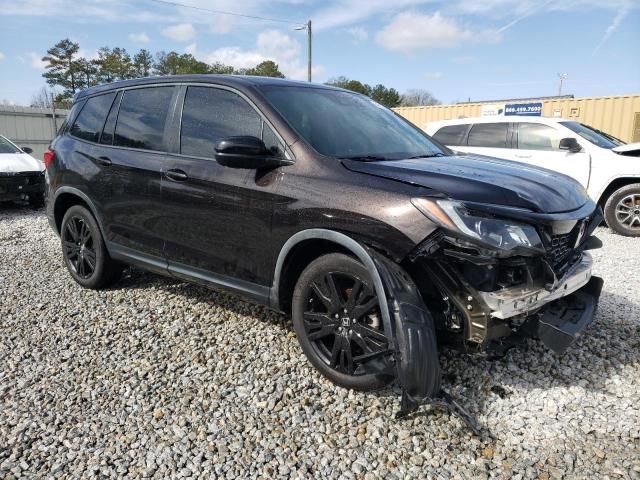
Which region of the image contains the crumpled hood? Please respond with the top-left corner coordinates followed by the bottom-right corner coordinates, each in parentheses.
top-left (342, 153), bottom-right (589, 213)
top-left (0, 153), bottom-right (44, 174)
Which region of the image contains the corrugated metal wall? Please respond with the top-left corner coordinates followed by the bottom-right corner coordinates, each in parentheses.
top-left (0, 105), bottom-right (69, 160)
top-left (393, 94), bottom-right (640, 143)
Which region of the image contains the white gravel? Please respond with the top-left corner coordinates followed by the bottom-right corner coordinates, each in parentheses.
top-left (1, 205), bottom-right (639, 479)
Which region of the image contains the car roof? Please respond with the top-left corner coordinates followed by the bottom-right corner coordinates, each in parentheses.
top-left (73, 75), bottom-right (339, 102)
top-left (428, 116), bottom-right (574, 127)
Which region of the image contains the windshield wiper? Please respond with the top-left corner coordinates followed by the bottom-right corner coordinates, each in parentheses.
top-left (406, 152), bottom-right (447, 159)
top-left (338, 155), bottom-right (391, 162)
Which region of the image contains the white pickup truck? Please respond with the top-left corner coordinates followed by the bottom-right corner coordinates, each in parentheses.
top-left (425, 117), bottom-right (640, 236)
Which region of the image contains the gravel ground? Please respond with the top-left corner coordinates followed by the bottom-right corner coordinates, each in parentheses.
top-left (1, 204), bottom-right (639, 479)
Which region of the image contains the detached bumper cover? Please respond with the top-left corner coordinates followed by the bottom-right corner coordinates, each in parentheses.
top-left (537, 276), bottom-right (604, 354)
top-left (478, 253), bottom-right (593, 320)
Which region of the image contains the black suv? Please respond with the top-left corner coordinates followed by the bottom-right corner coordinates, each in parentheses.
top-left (45, 75), bottom-right (603, 416)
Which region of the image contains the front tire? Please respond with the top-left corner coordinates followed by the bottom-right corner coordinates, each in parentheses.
top-left (292, 253), bottom-right (394, 391)
top-left (604, 183), bottom-right (640, 237)
top-left (60, 205), bottom-right (122, 289)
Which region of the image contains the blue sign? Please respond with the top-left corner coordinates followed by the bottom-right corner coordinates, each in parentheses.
top-left (504, 102), bottom-right (542, 116)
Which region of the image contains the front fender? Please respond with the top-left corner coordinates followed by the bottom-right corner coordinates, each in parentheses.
top-left (271, 228), bottom-right (441, 401)
top-left (366, 248), bottom-right (441, 402)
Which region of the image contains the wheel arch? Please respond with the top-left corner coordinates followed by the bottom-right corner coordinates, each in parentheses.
top-left (271, 229), bottom-right (442, 404)
top-left (53, 187), bottom-right (105, 237)
top-left (270, 230), bottom-right (391, 328)
top-left (597, 177), bottom-right (640, 210)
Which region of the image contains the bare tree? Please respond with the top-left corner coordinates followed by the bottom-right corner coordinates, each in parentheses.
top-left (30, 86), bottom-right (70, 109)
top-left (400, 89), bottom-right (441, 107)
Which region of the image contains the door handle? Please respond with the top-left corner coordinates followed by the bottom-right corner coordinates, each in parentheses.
top-left (165, 169), bottom-right (188, 181)
top-left (97, 156), bottom-right (112, 166)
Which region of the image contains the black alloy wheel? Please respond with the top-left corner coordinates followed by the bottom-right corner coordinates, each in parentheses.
top-left (63, 216), bottom-right (97, 279)
top-left (60, 205), bottom-right (122, 289)
top-left (292, 253), bottom-right (394, 391)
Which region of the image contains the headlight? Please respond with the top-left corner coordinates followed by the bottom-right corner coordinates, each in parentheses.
top-left (412, 198), bottom-right (543, 251)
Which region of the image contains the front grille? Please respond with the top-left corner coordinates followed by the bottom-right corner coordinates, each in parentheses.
top-left (545, 216), bottom-right (591, 275)
top-left (548, 233), bottom-right (573, 266)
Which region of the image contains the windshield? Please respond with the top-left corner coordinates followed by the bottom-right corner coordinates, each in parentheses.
top-left (259, 86), bottom-right (447, 160)
top-left (0, 135), bottom-right (22, 154)
top-left (560, 121), bottom-right (625, 149)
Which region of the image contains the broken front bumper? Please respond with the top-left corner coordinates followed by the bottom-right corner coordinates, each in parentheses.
top-left (0, 172), bottom-right (45, 202)
top-left (536, 276), bottom-right (603, 354)
top-left (478, 253), bottom-right (594, 320)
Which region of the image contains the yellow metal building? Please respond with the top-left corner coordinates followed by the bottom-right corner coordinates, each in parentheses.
top-left (393, 94), bottom-right (640, 143)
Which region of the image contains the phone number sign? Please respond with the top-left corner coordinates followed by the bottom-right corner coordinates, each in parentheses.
top-left (504, 102), bottom-right (542, 116)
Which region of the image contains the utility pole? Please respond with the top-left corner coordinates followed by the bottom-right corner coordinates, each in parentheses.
top-left (557, 73), bottom-right (568, 96)
top-left (49, 90), bottom-right (57, 138)
top-left (296, 20), bottom-right (312, 82)
top-left (307, 20), bottom-right (312, 82)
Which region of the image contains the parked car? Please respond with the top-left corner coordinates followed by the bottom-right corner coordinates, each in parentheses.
top-left (425, 117), bottom-right (640, 236)
top-left (45, 76), bottom-right (603, 417)
top-left (0, 134), bottom-right (45, 207)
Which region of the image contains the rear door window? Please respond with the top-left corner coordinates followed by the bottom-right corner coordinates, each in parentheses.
top-left (517, 123), bottom-right (562, 150)
top-left (114, 87), bottom-right (175, 151)
top-left (180, 86), bottom-right (282, 158)
top-left (467, 123), bottom-right (509, 148)
top-left (69, 93), bottom-right (116, 143)
top-left (432, 124), bottom-right (468, 146)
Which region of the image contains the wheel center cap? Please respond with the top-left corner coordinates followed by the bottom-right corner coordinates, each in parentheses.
top-left (341, 316), bottom-right (351, 327)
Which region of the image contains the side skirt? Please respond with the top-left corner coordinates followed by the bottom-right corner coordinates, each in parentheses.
top-left (107, 242), bottom-right (270, 304)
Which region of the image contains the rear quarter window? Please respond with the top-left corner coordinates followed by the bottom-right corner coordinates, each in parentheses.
top-left (69, 93), bottom-right (116, 143)
top-left (432, 124), bottom-right (468, 146)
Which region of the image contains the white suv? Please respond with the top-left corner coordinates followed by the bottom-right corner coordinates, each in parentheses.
top-left (425, 117), bottom-right (640, 236)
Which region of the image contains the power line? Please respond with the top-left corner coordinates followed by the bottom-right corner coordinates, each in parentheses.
top-left (146, 0), bottom-right (305, 26)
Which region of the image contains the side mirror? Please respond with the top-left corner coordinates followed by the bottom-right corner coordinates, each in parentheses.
top-left (559, 137), bottom-right (582, 153)
top-left (214, 136), bottom-right (293, 169)
top-left (21, 146), bottom-right (33, 154)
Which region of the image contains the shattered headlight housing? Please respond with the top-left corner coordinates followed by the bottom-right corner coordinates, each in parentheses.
top-left (412, 198), bottom-right (544, 252)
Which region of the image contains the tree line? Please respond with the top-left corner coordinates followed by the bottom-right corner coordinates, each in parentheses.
top-left (36, 38), bottom-right (439, 109)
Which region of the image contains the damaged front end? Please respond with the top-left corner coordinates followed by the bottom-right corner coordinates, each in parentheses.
top-left (367, 198), bottom-right (604, 431)
top-left (409, 198), bottom-right (604, 356)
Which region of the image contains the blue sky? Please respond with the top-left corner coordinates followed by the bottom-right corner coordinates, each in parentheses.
top-left (0, 0), bottom-right (639, 106)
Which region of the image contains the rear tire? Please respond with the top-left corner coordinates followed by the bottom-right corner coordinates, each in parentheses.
top-left (292, 253), bottom-right (394, 391)
top-left (60, 205), bottom-right (122, 289)
top-left (604, 183), bottom-right (640, 237)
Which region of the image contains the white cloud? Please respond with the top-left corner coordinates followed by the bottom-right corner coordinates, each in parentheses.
top-left (424, 72), bottom-right (443, 80)
top-left (185, 43), bottom-right (198, 55)
top-left (376, 11), bottom-right (500, 52)
top-left (257, 30), bottom-right (300, 62)
top-left (128, 32), bottom-right (150, 44)
top-left (29, 52), bottom-right (47, 69)
top-left (312, 0), bottom-right (434, 30)
top-left (0, 52), bottom-right (5, 61)
top-left (593, 0), bottom-right (631, 53)
top-left (202, 29), bottom-right (324, 81)
top-left (204, 47), bottom-right (265, 69)
top-left (77, 48), bottom-right (99, 61)
top-left (162, 23), bottom-right (196, 42)
top-left (347, 27), bottom-right (368, 44)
